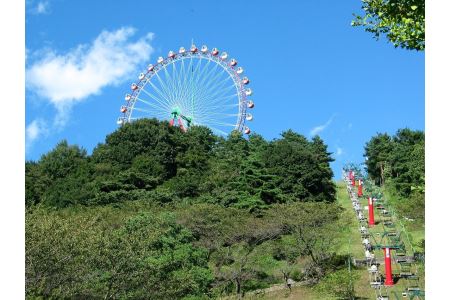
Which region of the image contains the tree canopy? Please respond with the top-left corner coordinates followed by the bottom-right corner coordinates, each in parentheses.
top-left (26, 118), bottom-right (336, 209)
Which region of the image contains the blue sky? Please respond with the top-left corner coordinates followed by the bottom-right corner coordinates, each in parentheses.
top-left (25, 0), bottom-right (424, 178)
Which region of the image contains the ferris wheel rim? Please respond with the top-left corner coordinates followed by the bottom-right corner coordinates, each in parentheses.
top-left (118, 46), bottom-right (253, 134)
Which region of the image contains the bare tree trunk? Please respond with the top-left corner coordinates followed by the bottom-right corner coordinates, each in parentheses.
top-left (235, 278), bottom-right (241, 299)
top-left (380, 162), bottom-right (385, 186)
top-left (281, 270), bottom-right (288, 285)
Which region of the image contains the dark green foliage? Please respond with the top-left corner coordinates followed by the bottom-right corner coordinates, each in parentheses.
top-left (264, 131), bottom-right (335, 202)
top-left (352, 0), bottom-right (425, 51)
top-left (364, 133), bottom-right (393, 185)
top-left (25, 161), bottom-right (48, 206)
top-left (26, 118), bottom-right (336, 208)
top-left (364, 128), bottom-right (424, 196)
top-left (39, 140), bottom-right (88, 180)
top-left (364, 128), bottom-right (424, 221)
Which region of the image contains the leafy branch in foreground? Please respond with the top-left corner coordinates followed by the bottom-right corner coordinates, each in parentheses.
top-left (352, 0), bottom-right (425, 51)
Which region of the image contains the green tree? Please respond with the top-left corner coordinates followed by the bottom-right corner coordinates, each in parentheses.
top-left (364, 133), bottom-right (393, 185)
top-left (263, 131), bottom-right (335, 202)
top-left (25, 161), bottom-right (49, 206)
top-left (352, 0), bottom-right (425, 51)
top-left (34, 140), bottom-right (94, 207)
top-left (39, 140), bottom-right (88, 181)
top-left (315, 268), bottom-right (360, 300)
top-left (270, 202), bottom-right (343, 281)
top-left (91, 118), bottom-right (180, 177)
top-left (390, 128), bottom-right (424, 196)
top-left (93, 213), bottom-right (213, 299)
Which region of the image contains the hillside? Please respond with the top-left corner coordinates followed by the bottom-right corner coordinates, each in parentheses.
top-left (25, 120), bottom-right (425, 299)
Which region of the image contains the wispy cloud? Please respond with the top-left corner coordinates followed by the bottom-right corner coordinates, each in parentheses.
top-left (36, 1), bottom-right (49, 14)
top-left (336, 147), bottom-right (343, 156)
top-left (26, 27), bottom-right (154, 128)
top-left (27, 0), bottom-right (50, 15)
top-left (310, 114), bottom-right (336, 136)
top-left (26, 119), bottom-right (48, 151)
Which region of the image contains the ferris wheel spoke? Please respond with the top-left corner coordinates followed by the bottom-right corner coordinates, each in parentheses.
top-left (198, 118), bottom-right (237, 127)
top-left (197, 84), bottom-right (238, 110)
top-left (171, 60), bottom-right (183, 104)
top-left (197, 112), bottom-right (239, 118)
top-left (194, 92), bottom-right (238, 112)
top-left (195, 109), bottom-right (238, 121)
top-left (194, 59), bottom-right (222, 97)
top-left (195, 110), bottom-right (238, 121)
top-left (204, 90), bottom-right (239, 108)
top-left (163, 59), bottom-right (186, 103)
top-left (192, 58), bottom-right (211, 87)
top-left (139, 87), bottom-right (172, 110)
top-left (132, 107), bottom-right (169, 118)
top-left (191, 70), bottom-right (231, 107)
top-left (197, 76), bottom-right (235, 103)
top-left (191, 57), bottom-right (207, 92)
top-left (176, 59), bottom-right (191, 111)
top-left (141, 83), bottom-right (170, 111)
top-left (200, 103), bottom-right (239, 111)
top-left (161, 65), bottom-right (178, 102)
top-left (135, 97), bottom-right (171, 113)
top-left (195, 96), bottom-right (239, 117)
top-left (173, 58), bottom-right (184, 104)
top-left (144, 78), bottom-right (175, 107)
top-left (198, 65), bottom-right (229, 95)
top-left (179, 57), bottom-right (195, 110)
top-left (187, 57), bottom-right (202, 117)
top-left (203, 126), bottom-right (230, 136)
top-left (153, 71), bottom-right (176, 106)
top-left (188, 58), bottom-right (214, 115)
top-left (188, 58), bottom-right (206, 117)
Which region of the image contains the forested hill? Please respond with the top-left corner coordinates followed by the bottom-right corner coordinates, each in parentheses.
top-left (26, 118), bottom-right (336, 209)
top-left (25, 120), bottom-right (425, 299)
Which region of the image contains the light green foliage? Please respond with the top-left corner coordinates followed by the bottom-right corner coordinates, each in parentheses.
top-left (26, 208), bottom-right (213, 299)
top-left (315, 268), bottom-right (360, 300)
top-left (352, 0), bottom-right (425, 51)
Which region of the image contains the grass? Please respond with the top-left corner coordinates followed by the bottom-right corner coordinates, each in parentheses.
top-left (335, 181), bottom-right (366, 258)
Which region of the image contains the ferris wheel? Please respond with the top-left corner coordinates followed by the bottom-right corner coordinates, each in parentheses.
top-left (117, 44), bottom-right (254, 135)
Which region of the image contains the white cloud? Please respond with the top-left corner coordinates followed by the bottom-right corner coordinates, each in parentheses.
top-left (26, 27), bottom-right (154, 127)
top-left (26, 119), bottom-right (48, 149)
top-left (336, 147), bottom-right (343, 156)
top-left (310, 114), bottom-right (336, 136)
